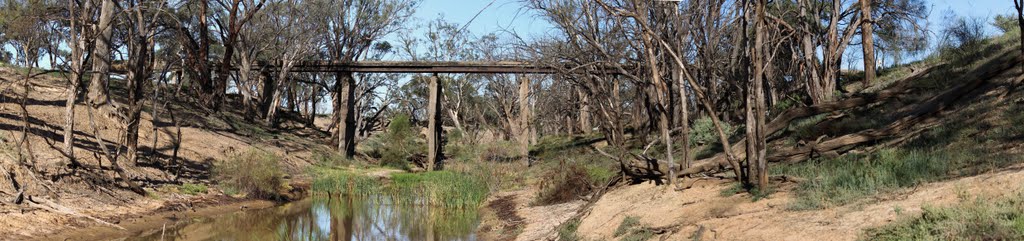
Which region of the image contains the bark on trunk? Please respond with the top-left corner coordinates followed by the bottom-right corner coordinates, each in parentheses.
top-left (87, 0), bottom-right (114, 107)
top-left (861, 0), bottom-right (876, 86)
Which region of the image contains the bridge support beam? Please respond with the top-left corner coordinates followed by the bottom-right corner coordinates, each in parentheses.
top-left (426, 74), bottom-right (444, 171)
top-left (518, 75), bottom-right (531, 164)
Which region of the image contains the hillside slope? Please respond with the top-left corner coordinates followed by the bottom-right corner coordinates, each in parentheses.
top-left (550, 34), bottom-right (1024, 240)
top-left (0, 68), bottom-right (333, 239)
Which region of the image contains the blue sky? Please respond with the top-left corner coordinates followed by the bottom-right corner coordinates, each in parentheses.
top-left (409, 0), bottom-right (555, 40)
top-left (5, 0), bottom-right (1018, 68)
top-left (412, 0), bottom-right (1015, 38)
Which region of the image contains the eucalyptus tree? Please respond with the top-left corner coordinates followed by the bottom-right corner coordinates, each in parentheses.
top-left (211, 0), bottom-right (267, 109)
top-left (314, 0), bottom-right (418, 157)
top-left (262, 0), bottom-right (320, 126)
top-left (60, 0), bottom-right (98, 169)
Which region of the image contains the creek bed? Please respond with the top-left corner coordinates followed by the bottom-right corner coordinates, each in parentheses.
top-left (124, 194), bottom-right (479, 241)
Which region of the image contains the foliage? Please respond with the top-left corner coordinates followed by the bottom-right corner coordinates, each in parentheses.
top-left (690, 117), bottom-right (734, 146)
top-left (365, 114), bottom-right (424, 169)
top-left (530, 133), bottom-right (605, 159)
top-left (614, 216), bottom-right (641, 237)
top-left (311, 149), bottom-right (353, 168)
top-left (558, 218), bottom-right (582, 241)
top-left (177, 183), bottom-right (208, 195)
top-left (774, 144), bottom-right (1015, 210)
top-left (387, 171), bottom-right (489, 209)
top-left (311, 168), bottom-right (488, 210)
top-left (214, 148), bottom-right (284, 199)
top-left (534, 160), bottom-right (611, 206)
top-left (309, 168), bottom-right (380, 196)
top-left (479, 140), bottom-right (520, 162)
top-left (866, 194), bottom-right (1024, 240)
top-left (719, 183), bottom-right (744, 197)
top-left (937, 12), bottom-right (989, 61)
top-left (993, 14), bottom-right (1019, 33)
top-left (614, 216), bottom-right (654, 241)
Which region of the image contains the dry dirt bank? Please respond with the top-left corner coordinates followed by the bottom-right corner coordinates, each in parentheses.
top-left (0, 68), bottom-right (325, 239)
top-left (566, 165), bottom-right (1024, 240)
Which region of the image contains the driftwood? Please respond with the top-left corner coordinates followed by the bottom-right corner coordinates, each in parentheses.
top-left (678, 51), bottom-right (1020, 177)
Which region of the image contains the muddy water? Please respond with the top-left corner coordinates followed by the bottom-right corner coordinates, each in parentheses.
top-left (125, 195), bottom-right (479, 241)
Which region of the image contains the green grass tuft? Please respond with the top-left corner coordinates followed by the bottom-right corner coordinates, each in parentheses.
top-left (614, 216), bottom-right (642, 237)
top-left (865, 193), bottom-right (1024, 240)
top-left (387, 171), bottom-right (490, 209)
top-left (178, 183), bottom-right (208, 195)
top-left (774, 145), bottom-right (1015, 210)
top-left (558, 218), bottom-right (582, 241)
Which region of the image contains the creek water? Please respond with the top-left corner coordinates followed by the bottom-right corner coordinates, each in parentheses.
top-left (124, 195), bottom-right (479, 241)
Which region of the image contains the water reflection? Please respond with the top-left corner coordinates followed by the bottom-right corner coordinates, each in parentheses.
top-left (127, 195), bottom-right (478, 241)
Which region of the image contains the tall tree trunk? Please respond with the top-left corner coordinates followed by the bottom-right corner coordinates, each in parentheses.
top-left (638, 11), bottom-right (675, 186)
top-left (199, 0), bottom-right (213, 107)
top-left (63, 0), bottom-right (92, 168)
top-left (265, 60), bottom-right (295, 126)
top-left (87, 0), bottom-right (114, 107)
top-left (677, 69), bottom-right (691, 168)
top-left (748, 0), bottom-right (769, 189)
top-left (214, 0), bottom-right (242, 110)
top-left (860, 0), bottom-right (876, 86)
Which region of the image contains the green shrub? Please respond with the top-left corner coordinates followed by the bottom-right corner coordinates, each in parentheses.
top-left (993, 14), bottom-right (1019, 33)
top-left (534, 161), bottom-right (611, 206)
top-left (557, 218), bottom-right (582, 241)
top-left (312, 149), bottom-right (352, 168)
top-left (178, 183), bottom-right (208, 195)
top-left (866, 194), bottom-right (1024, 240)
top-left (690, 117), bottom-right (733, 146)
top-left (214, 148), bottom-right (284, 199)
top-left (614, 216), bottom-right (641, 237)
top-left (366, 114), bottom-right (425, 169)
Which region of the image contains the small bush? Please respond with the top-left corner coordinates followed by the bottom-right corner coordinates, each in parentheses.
top-left (614, 216), bottom-right (654, 241)
top-left (480, 140), bottom-right (520, 162)
top-left (366, 114), bottom-right (425, 169)
top-left (311, 149), bottom-right (352, 168)
top-left (993, 14), bottom-right (1019, 33)
top-left (690, 117), bottom-right (734, 146)
top-left (557, 218), bottom-right (581, 241)
top-left (534, 161), bottom-right (607, 206)
top-left (938, 12), bottom-right (989, 61)
top-left (866, 194), bottom-right (1024, 240)
top-left (178, 183), bottom-right (208, 195)
top-left (719, 183), bottom-right (744, 197)
top-left (214, 148), bottom-right (284, 199)
top-left (614, 216), bottom-right (641, 237)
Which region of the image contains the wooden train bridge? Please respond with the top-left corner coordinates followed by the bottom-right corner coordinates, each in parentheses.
top-left (245, 60), bottom-right (616, 170)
